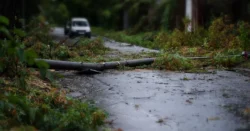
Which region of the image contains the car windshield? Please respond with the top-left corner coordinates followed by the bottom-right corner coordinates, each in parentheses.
top-left (72, 21), bottom-right (88, 27)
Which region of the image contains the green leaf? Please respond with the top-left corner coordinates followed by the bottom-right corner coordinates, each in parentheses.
top-left (29, 108), bottom-right (38, 124)
top-left (17, 76), bottom-right (27, 89)
top-left (0, 62), bottom-right (5, 72)
top-left (46, 71), bottom-right (54, 82)
top-left (0, 27), bottom-right (10, 36)
top-left (35, 60), bottom-right (49, 78)
top-left (13, 29), bottom-right (26, 37)
top-left (24, 50), bottom-right (37, 65)
top-left (39, 68), bottom-right (47, 79)
top-left (17, 48), bottom-right (25, 62)
top-left (7, 48), bottom-right (16, 55)
top-left (0, 16), bottom-right (9, 25)
top-left (35, 60), bottom-right (49, 69)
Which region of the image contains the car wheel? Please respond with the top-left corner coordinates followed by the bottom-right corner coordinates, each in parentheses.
top-left (86, 33), bottom-right (91, 38)
top-left (69, 32), bottom-right (74, 38)
top-left (64, 30), bottom-right (68, 35)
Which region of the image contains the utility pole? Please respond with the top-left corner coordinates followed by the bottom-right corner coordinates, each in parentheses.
top-left (185, 0), bottom-right (192, 32)
top-left (122, 0), bottom-right (129, 29)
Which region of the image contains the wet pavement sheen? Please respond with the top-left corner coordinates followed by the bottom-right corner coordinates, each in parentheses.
top-left (52, 27), bottom-right (250, 131)
top-left (59, 70), bottom-right (250, 131)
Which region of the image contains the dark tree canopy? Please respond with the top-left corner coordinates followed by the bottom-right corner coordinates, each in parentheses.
top-left (1, 0), bottom-right (250, 31)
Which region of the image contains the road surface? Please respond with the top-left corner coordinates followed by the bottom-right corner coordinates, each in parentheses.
top-left (52, 27), bottom-right (250, 131)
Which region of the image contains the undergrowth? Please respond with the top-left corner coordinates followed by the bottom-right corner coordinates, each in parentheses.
top-left (0, 75), bottom-right (106, 131)
top-left (0, 15), bottom-right (106, 130)
top-left (25, 16), bottom-right (108, 60)
top-left (92, 27), bottom-right (160, 49)
top-left (94, 16), bottom-right (250, 70)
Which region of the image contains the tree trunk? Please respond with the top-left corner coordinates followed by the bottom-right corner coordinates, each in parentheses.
top-left (123, 9), bottom-right (129, 29)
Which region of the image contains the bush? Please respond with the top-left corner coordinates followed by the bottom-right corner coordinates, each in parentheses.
top-left (238, 21), bottom-right (250, 51)
top-left (158, 27), bottom-right (207, 51)
top-left (155, 31), bottom-right (170, 49)
top-left (154, 53), bottom-right (193, 70)
top-left (211, 49), bottom-right (243, 68)
top-left (54, 45), bottom-right (70, 60)
top-left (212, 53), bottom-right (243, 68)
top-left (165, 29), bottom-right (185, 49)
top-left (0, 91), bottom-right (106, 131)
top-left (208, 17), bottom-right (239, 49)
top-left (0, 16), bottom-right (107, 130)
top-left (0, 16), bottom-right (49, 88)
top-left (74, 37), bottom-right (108, 57)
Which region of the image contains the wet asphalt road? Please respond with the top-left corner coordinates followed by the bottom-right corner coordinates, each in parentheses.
top-left (52, 27), bottom-right (250, 131)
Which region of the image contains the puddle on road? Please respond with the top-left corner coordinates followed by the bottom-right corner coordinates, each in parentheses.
top-left (58, 70), bottom-right (250, 131)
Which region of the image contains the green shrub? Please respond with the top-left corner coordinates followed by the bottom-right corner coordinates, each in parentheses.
top-left (154, 31), bottom-right (170, 49)
top-left (0, 16), bottom-right (49, 88)
top-left (75, 37), bottom-right (108, 56)
top-left (54, 46), bottom-right (70, 60)
top-left (187, 27), bottom-right (208, 47)
top-left (0, 16), bottom-right (107, 130)
top-left (238, 21), bottom-right (250, 51)
top-left (208, 17), bottom-right (239, 49)
top-left (0, 92), bottom-right (106, 131)
top-left (154, 53), bottom-right (193, 70)
top-left (165, 29), bottom-right (185, 49)
top-left (212, 52), bottom-right (243, 68)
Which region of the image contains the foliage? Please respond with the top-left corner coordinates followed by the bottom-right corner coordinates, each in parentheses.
top-left (154, 31), bottom-right (170, 49)
top-left (161, 0), bottom-right (177, 30)
top-left (75, 37), bottom-right (108, 57)
top-left (25, 15), bottom-right (55, 59)
top-left (0, 86), bottom-right (106, 131)
top-left (25, 17), bottom-right (108, 60)
top-left (238, 21), bottom-right (250, 51)
top-left (210, 49), bottom-right (243, 68)
top-left (0, 16), bottom-right (49, 88)
top-left (208, 17), bottom-right (239, 49)
top-left (164, 29), bottom-right (185, 49)
top-left (0, 16), bottom-right (106, 130)
top-left (54, 45), bottom-right (70, 60)
top-left (154, 53), bottom-right (193, 70)
top-left (92, 27), bottom-right (159, 49)
top-left (93, 17), bottom-right (249, 70)
top-left (152, 17), bottom-right (247, 70)
top-left (39, 1), bottom-right (69, 25)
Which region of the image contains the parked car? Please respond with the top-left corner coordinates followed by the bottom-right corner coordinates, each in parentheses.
top-left (64, 17), bottom-right (91, 38)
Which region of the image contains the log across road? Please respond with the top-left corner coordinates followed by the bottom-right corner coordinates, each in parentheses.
top-left (36, 58), bottom-right (155, 71)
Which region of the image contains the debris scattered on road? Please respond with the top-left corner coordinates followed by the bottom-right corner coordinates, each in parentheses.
top-left (157, 118), bottom-right (164, 124)
top-left (207, 117), bottom-right (220, 121)
top-left (186, 99), bottom-right (193, 104)
top-left (134, 104), bottom-right (140, 110)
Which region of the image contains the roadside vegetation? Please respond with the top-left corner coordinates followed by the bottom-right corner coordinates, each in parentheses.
top-left (93, 17), bottom-right (250, 71)
top-left (2, 0), bottom-right (250, 130)
top-left (0, 16), bottom-right (106, 131)
top-left (92, 27), bottom-right (160, 50)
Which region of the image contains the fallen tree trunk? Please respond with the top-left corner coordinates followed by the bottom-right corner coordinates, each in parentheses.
top-left (35, 58), bottom-right (155, 71)
top-left (34, 52), bottom-right (248, 71)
